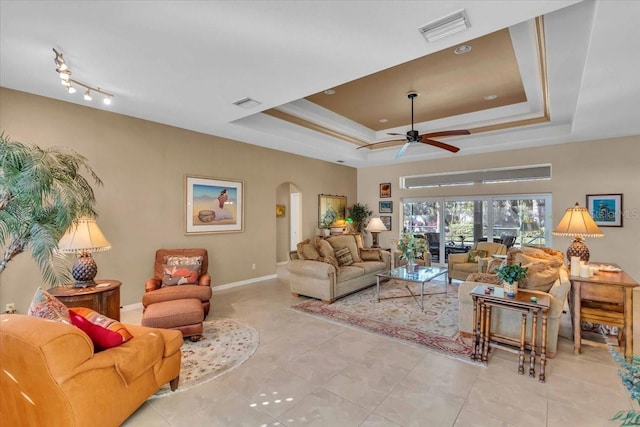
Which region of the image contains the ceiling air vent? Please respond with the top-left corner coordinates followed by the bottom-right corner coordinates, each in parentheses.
top-left (418, 9), bottom-right (470, 43)
top-left (233, 97), bottom-right (261, 109)
top-left (402, 164), bottom-right (551, 189)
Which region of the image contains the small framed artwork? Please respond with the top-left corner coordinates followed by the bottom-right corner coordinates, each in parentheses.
top-left (276, 204), bottom-right (286, 217)
top-left (185, 175), bottom-right (244, 234)
top-left (380, 215), bottom-right (392, 231)
top-left (380, 183), bottom-right (391, 198)
top-left (586, 193), bottom-right (623, 227)
top-left (379, 201), bottom-right (393, 213)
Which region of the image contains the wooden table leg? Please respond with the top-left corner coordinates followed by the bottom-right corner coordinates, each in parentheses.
top-left (482, 304), bottom-right (492, 363)
top-left (479, 301), bottom-right (486, 363)
top-left (624, 287), bottom-right (632, 359)
top-left (518, 311), bottom-right (526, 375)
top-left (573, 280), bottom-right (581, 355)
top-left (540, 311), bottom-right (548, 383)
top-left (529, 308), bottom-right (538, 378)
top-left (471, 296), bottom-right (479, 361)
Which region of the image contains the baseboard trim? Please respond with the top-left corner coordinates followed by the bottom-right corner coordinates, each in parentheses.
top-left (121, 302), bottom-right (143, 312)
top-left (213, 274), bottom-right (278, 291)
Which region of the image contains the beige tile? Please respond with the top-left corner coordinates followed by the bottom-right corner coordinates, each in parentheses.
top-left (360, 413), bottom-right (403, 427)
top-left (476, 353), bottom-right (549, 399)
top-left (375, 379), bottom-right (463, 427)
top-left (453, 407), bottom-right (516, 427)
top-left (405, 351), bottom-right (480, 401)
top-left (547, 399), bottom-right (624, 427)
top-left (122, 402), bottom-right (170, 426)
top-left (283, 349), bottom-right (351, 384)
top-left (547, 374), bottom-right (631, 416)
top-left (278, 387), bottom-right (370, 427)
top-left (465, 377), bottom-right (546, 427)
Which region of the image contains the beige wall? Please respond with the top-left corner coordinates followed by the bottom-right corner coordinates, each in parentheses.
top-left (357, 137), bottom-right (640, 281)
top-left (0, 88), bottom-right (356, 312)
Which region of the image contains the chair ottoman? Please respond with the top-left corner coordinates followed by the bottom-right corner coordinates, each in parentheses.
top-left (142, 298), bottom-right (204, 341)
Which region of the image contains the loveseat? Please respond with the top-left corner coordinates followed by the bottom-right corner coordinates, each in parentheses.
top-left (457, 245), bottom-right (571, 356)
top-left (0, 314), bottom-right (182, 426)
top-left (288, 234), bottom-right (391, 303)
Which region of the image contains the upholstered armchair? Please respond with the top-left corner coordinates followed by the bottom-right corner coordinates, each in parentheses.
top-left (143, 248), bottom-right (212, 317)
top-left (448, 241), bottom-right (507, 283)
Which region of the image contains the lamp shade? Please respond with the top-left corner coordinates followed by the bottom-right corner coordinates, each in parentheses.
top-left (58, 217), bottom-right (111, 253)
top-left (552, 203), bottom-right (604, 238)
top-left (366, 217), bottom-right (388, 233)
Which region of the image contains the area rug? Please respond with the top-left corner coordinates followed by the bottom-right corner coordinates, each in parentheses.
top-left (151, 318), bottom-right (259, 398)
top-left (292, 280), bottom-right (473, 359)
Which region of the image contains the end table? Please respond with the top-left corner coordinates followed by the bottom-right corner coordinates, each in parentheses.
top-left (48, 280), bottom-right (122, 321)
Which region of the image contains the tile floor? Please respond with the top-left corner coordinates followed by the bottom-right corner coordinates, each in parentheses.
top-left (122, 268), bottom-right (633, 427)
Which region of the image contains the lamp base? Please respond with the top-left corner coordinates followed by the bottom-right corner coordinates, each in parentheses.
top-left (566, 237), bottom-right (590, 263)
top-left (72, 254), bottom-right (98, 287)
top-left (371, 232), bottom-right (380, 248)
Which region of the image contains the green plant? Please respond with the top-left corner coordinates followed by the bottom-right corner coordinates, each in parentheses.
top-left (320, 207), bottom-right (337, 229)
top-left (610, 347), bottom-right (640, 426)
top-left (348, 202), bottom-right (372, 233)
top-left (495, 263), bottom-right (528, 284)
top-left (0, 133), bottom-right (102, 286)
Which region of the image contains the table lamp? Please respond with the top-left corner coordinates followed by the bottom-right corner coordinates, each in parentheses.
top-left (58, 217), bottom-right (111, 287)
top-left (552, 202), bottom-right (603, 262)
top-left (366, 217), bottom-right (388, 248)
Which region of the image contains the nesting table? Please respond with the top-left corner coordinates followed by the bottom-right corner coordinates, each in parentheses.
top-left (470, 285), bottom-right (550, 382)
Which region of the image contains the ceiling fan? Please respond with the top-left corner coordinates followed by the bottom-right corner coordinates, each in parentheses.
top-left (358, 91), bottom-right (470, 158)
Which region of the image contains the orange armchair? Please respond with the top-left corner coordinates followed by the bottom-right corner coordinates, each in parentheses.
top-left (143, 248), bottom-right (212, 317)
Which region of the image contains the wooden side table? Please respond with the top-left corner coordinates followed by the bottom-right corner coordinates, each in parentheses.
top-left (569, 263), bottom-right (638, 358)
top-left (48, 280), bottom-right (122, 321)
top-left (470, 285), bottom-right (550, 382)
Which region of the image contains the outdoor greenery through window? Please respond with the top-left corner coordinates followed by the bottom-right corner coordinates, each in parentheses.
top-left (402, 194), bottom-right (551, 264)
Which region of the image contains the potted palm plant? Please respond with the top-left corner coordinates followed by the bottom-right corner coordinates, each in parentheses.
top-left (495, 263), bottom-right (528, 297)
top-left (0, 133), bottom-right (102, 286)
top-left (348, 203), bottom-right (372, 234)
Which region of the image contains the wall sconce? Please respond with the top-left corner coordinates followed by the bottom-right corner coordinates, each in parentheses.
top-left (53, 48), bottom-right (114, 105)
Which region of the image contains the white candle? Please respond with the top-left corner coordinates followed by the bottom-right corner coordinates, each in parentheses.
top-left (571, 256), bottom-right (581, 276)
top-left (580, 265), bottom-right (590, 278)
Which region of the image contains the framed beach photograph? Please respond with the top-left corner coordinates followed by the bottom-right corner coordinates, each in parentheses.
top-left (380, 183), bottom-right (391, 198)
top-left (586, 193), bottom-right (623, 227)
top-left (379, 201), bottom-right (393, 213)
top-left (185, 175), bottom-right (244, 234)
top-left (318, 194), bottom-right (347, 228)
top-left (380, 215), bottom-right (392, 231)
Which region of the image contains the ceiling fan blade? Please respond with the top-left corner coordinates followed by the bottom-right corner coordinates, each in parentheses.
top-left (356, 139), bottom-right (405, 149)
top-left (396, 142), bottom-right (411, 159)
top-left (420, 138), bottom-right (460, 153)
top-left (420, 130), bottom-right (470, 139)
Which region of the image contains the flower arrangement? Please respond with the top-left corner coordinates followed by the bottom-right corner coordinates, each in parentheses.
top-left (394, 233), bottom-right (428, 262)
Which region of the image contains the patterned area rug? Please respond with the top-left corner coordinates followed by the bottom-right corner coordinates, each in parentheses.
top-left (151, 318), bottom-right (259, 398)
top-left (292, 280), bottom-right (473, 359)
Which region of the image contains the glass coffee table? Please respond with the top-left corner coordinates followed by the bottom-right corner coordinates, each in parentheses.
top-left (376, 266), bottom-right (448, 311)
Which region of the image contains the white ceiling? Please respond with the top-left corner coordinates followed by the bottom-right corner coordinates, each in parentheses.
top-left (1, 1), bottom-right (638, 168)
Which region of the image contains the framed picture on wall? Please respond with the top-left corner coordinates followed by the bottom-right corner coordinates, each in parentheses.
top-left (185, 175), bottom-right (244, 234)
top-left (380, 183), bottom-right (391, 198)
top-left (276, 204), bottom-right (286, 217)
top-left (379, 201), bottom-right (393, 213)
top-left (318, 194), bottom-right (347, 228)
top-left (380, 215), bottom-right (392, 231)
top-left (586, 193), bottom-right (623, 227)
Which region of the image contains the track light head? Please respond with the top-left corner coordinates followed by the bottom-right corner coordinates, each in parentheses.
top-left (103, 96), bottom-right (112, 105)
top-left (84, 89), bottom-right (92, 101)
top-left (53, 48), bottom-right (114, 105)
top-left (68, 86), bottom-right (76, 94)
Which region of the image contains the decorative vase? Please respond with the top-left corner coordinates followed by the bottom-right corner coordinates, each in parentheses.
top-left (323, 228), bottom-right (331, 237)
top-left (405, 254), bottom-right (416, 272)
top-left (504, 281), bottom-right (518, 297)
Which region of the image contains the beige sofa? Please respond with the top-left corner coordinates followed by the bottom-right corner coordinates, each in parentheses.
top-left (448, 241), bottom-right (507, 283)
top-left (457, 246), bottom-right (570, 356)
top-left (288, 234), bottom-right (391, 302)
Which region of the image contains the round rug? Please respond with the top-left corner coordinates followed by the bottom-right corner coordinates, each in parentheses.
top-left (151, 318), bottom-right (259, 398)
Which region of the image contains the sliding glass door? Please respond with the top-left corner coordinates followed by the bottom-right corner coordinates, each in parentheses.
top-left (402, 194), bottom-right (551, 264)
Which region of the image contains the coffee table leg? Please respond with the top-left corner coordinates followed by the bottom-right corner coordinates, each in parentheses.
top-left (518, 312), bottom-right (526, 375)
top-left (376, 276), bottom-right (381, 302)
top-left (529, 309), bottom-right (538, 378)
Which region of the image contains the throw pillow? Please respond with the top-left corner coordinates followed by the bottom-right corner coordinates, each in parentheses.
top-left (319, 256), bottom-right (339, 269)
top-left (359, 248), bottom-right (382, 261)
top-left (162, 263), bottom-right (200, 286)
top-left (69, 310), bottom-right (126, 351)
top-left (297, 239), bottom-right (320, 260)
top-left (27, 287), bottom-right (71, 323)
top-left (468, 249), bottom-right (489, 262)
top-left (519, 262), bottom-right (559, 292)
top-left (70, 307), bottom-right (133, 342)
top-left (465, 273), bottom-right (503, 286)
top-left (335, 247), bottom-right (354, 266)
top-left (164, 255), bottom-right (203, 267)
top-left (314, 237), bottom-right (335, 259)
top-left (326, 235), bottom-right (362, 263)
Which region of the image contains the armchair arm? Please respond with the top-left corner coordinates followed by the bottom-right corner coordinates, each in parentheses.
top-left (448, 252), bottom-right (469, 266)
top-left (145, 277), bottom-right (162, 293)
top-left (198, 273), bottom-right (211, 287)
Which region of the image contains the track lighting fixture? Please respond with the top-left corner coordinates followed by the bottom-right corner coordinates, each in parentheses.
top-left (53, 48), bottom-right (114, 105)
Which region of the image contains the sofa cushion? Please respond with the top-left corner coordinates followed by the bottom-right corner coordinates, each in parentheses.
top-left (69, 310), bottom-right (126, 351)
top-left (466, 272), bottom-right (503, 286)
top-left (70, 307), bottom-right (133, 342)
top-left (142, 284), bottom-right (212, 307)
top-left (326, 235), bottom-right (362, 262)
top-left (320, 256), bottom-right (339, 269)
top-left (27, 287), bottom-right (71, 324)
top-left (314, 237), bottom-right (335, 258)
top-left (162, 263), bottom-right (200, 286)
top-left (336, 265), bottom-right (365, 282)
top-left (335, 247), bottom-right (354, 266)
top-left (352, 261), bottom-right (387, 274)
top-left (452, 262), bottom-right (480, 274)
top-left (297, 239), bottom-right (320, 260)
top-left (360, 248), bottom-right (382, 261)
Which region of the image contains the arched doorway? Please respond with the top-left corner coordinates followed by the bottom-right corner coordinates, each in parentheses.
top-left (276, 182), bottom-right (302, 263)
